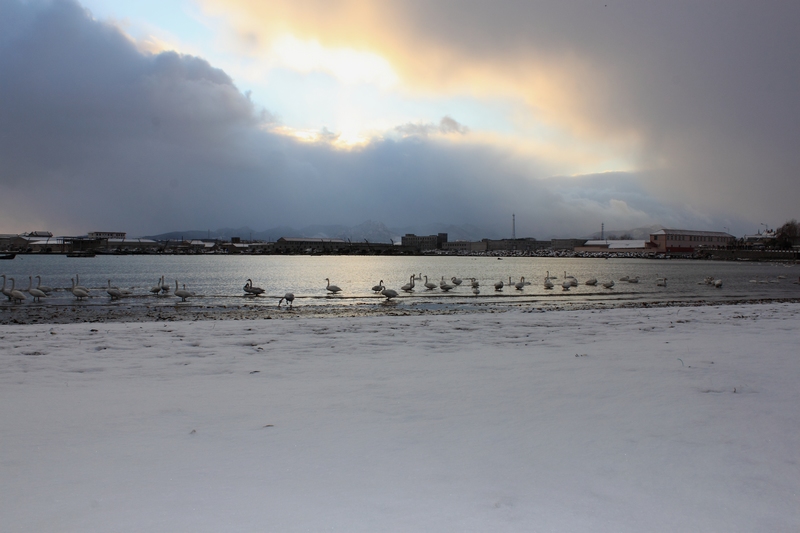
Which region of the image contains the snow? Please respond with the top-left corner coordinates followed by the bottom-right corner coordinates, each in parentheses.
top-left (2, 303), bottom-right (799, 532)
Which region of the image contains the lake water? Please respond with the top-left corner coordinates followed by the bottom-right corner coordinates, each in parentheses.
top-left (2, 255), bottom-right (798, 313)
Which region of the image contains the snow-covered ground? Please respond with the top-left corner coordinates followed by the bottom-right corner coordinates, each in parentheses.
top-left (2, 303), bottom-right (799, 532)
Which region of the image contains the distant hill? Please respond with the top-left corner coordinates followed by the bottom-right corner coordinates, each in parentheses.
top-left (145, 221), bottom-right (502, 243)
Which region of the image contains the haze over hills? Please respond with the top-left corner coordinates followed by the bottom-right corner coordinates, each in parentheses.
top-left (144, 221), bottom-right (664, 243)
top-left (144, 221), bottom-right (504, 244)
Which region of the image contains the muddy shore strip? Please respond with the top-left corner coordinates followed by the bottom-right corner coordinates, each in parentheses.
top-left (3, 297), bottom-right (800, 325)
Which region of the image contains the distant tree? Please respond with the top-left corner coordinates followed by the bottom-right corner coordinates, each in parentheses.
top-left (619, 233), bottom-right (633, 240)
top-left (775, 219), bottom-right (799, 249)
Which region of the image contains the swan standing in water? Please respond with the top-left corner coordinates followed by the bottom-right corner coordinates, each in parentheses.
top-left (381, 287), bottom-right (399, 300)
top-left (401, 275), bottom-right (415, 293)
top-left (278, 293), bottom-right (295, 308)
top-left (26, 276), bottom-right (46, 302)
top-left (515, 276), bottom-right (525, 290)
top-left (471, 278), bottom-right (479, 288)
top-left (35, 275), bottom-right (53, 294)
top-left (107, 280), bottom-right (123, 300)
top-left (602, 280), bottom-right (615, 289)
top-left (75, 274), bottom-right (89, 293)
top-left (564, 271), bottom-right (578, 287)
top-left (451, 276), bottom-right (463, 286)
top-left (175, 280), bottom-right (192, 302)
top-left (423, 276), bottom-right (438, 290)
top-left (1, 274), bottom-right (13, 300)
top-left (439, 279), bottom-right (455, 292)
top-left (561, 279), bottom-right (572, 291)
top-left (494, 279), bottom-right (504, 291)
top-left (325, 278), bottom-right (342, 294)
top-left (371, 280), bottom-right (385, 293)
top-left (472, 286), bottom-right (480, 295)
top-left (150, 277), bottom-right (163, 295)
top-left (244, 279), bottom-right (265, 295)
top-left (8, 277), bottom-right (27, 303)
top-left (585, 278), bottom-right (598, 286)
top-left (71, 278), bottom-right (89, 300)
top-left (544, 273), bottom-right (554, 289)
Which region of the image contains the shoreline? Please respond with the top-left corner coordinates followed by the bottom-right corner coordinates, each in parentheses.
top-left (2, 295), bottom-right (799, 325)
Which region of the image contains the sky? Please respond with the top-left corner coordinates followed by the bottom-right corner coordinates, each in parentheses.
top-left (1, 0), bottom-right (798, 238)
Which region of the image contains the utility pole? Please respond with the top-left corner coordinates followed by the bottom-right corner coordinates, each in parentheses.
top-left (512, 214), bottom-right (516, 240)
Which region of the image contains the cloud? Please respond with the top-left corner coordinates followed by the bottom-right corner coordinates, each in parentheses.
top-left (200, 0), bottom-right (800, 228)
top-left (395, 116), bottom-right (468, 137)
top-left (0, 0), bottom-right (755, 238)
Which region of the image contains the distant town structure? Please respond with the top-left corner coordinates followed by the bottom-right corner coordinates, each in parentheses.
top-left (88, 231), bottom-right (126, 239)
top-left (401, 233), bottom-right (448, 251)
top-left (648, 229), bottom-right (734, 254)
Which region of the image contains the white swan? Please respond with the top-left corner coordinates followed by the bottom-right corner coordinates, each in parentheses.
top-left (150, 276), bottom-right (163, 295)
top-left (278, 293), bottom-right (295, 307)
top-left (325, 278), bottom-right (342, 294)
top-left (8, 277), bottom-right (27, 303)
top-left (423, 276), bottom-right (437, 290)
top-left (27, 276), bottom-right (47, 302)
top-left (602, 280), bottom-right (615, 289)
top-left (75, 274), bottom-right (89, 293)
top-left (401, 275), bottom-right (415, 292)
top-left (471, 278), bottom-right (479, 288)
top-left (1, 274), bottom-right (13, 300)
top-left (35, 275), bottom-right (53, 294)
top-left (619, 275), bottom-right (629, 282)
top-left (544, 273), bottom-right (554, 289)
top-left (107, 280), bottom-right (123, 300)
top-left (585, 278), bottom-right (598, 286)
top-left (244, 279), bottom-right (265, 295)
top-left (175, 280), bottom-right (192, 302)
top-left (451, 276), bottom-right (463, 286)
top-left (381, 287), bottom-right (399, 300)
top-left (628, 276), bottom-right (639, 283)
top-left (440, 280), bottom-right (455, 292)
top-left (494, 279), bottom-right (504, 291)
top-left (71, 278), bottom-right (89, 300)
top-left (565, 271), bottom-right (577, 287)
top-left (561, 279), bottom-right (571, 291)
top-left (713, 279), bottom-right (723, 288)
top-left (371, 280), bottom-right (385, 293)
top-left (472, 286), bottom-right (480, 295)
top-left (515, 276), bottom-right (525, 290)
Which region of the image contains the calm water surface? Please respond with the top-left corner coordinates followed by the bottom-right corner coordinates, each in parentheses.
top-left (1, 255), bottom-right (798, 310)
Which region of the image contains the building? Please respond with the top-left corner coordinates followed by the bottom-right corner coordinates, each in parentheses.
top-left (401, 233), bottom-right (448, 251)
top-left (551, 238), bottom-right (589, 251)
top-left (575, 240), bottom-right (653, 253)
top-left (274, 237), bottom-right (348, 254)
top-left (648, 229), bottom-right (735, 254)
top-left (442, 240), bottom-right (489, 252)
top-left (88, 231), bottom-right (126, 240)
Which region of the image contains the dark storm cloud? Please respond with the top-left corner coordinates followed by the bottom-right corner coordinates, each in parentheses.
top-left (385, 1), bottom-right (800, 225)
top-left (0, 0), bottom-right (742, 237)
